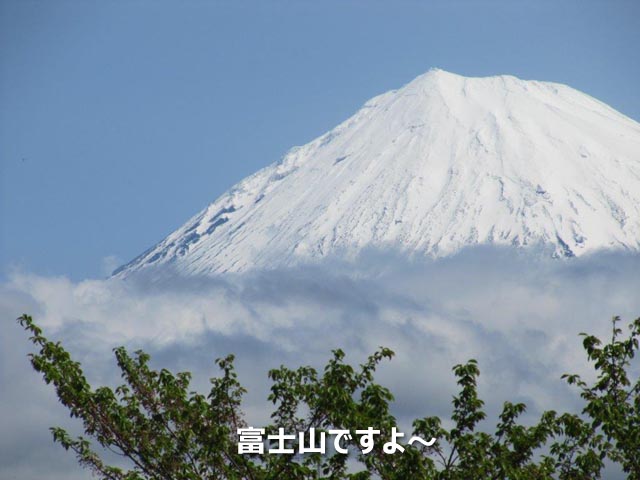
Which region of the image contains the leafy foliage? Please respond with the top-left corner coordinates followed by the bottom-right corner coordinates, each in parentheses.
top-left (18, 314), bottom-right (640, 479)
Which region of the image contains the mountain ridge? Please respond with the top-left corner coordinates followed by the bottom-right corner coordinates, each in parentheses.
top-left (114, 69), bottom-right (640, 277)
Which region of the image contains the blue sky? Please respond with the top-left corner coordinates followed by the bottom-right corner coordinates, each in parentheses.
top-left (1, 0), bottom-right (639, 280)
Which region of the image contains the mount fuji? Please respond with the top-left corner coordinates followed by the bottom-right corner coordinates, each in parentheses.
top-left (114, 69), bottom-right (640, 277)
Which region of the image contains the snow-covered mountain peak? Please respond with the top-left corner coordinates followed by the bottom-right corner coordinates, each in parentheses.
top-left (114, 70), bottom-right (640, 277)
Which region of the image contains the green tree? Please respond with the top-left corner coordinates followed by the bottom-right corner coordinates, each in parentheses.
top-left (18, 314), bottom-right (640, 479)
top-left (561, 316), bottom-right (640, 478)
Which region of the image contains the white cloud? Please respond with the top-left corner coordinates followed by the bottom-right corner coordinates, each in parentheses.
top-left (1, 247), bottom-right (639, 479)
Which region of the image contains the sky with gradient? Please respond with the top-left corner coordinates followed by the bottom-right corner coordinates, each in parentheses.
top-left (1, 0), bottom-right (639, 281)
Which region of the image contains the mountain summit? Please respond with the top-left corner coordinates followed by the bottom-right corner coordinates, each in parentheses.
top-left (115, 69), bottom-right (640, 277)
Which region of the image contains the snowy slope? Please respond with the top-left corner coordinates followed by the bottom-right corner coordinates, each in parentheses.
top-left (114, 69), bottom-right (640, 277)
